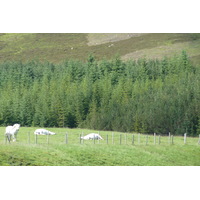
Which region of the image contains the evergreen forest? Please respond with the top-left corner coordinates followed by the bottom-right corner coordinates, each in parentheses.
top-left (0, 51), bottom-right (200, 136)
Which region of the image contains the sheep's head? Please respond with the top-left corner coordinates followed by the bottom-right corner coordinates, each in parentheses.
top-left (13, 124), bottom-right (20, 130)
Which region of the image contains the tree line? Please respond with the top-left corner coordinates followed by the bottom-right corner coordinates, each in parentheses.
top-left (0, 51), bottom-right (200, 136)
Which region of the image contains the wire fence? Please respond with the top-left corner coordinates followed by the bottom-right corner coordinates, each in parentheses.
top-left (2, 131), bottom-right (200, 146)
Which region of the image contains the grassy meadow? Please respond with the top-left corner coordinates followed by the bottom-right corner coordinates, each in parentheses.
top-left (0, 127), bottom-right (199, 166)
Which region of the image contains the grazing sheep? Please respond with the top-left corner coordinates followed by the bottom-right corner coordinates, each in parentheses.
top-left (34, 129), bottom-right (56, 135)
top-left (80, 133), bottom-right (103, 140)
top-left (5, 123), bottom-right (20, 142)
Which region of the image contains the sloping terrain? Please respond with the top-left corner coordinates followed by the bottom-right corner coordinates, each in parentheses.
top-left (122, 39), bottom-right (200, 60)
top-left (0, 33), bottom-right (200, 64)
top-left (87, 33), bottom-right (147, 45)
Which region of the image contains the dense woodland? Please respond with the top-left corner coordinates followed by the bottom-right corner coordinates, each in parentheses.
top-left (0, 51), bottom-right (200, 136)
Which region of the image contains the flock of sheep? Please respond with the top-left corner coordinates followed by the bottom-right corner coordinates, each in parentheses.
top-left (5, 123), bottom-right (104, 142)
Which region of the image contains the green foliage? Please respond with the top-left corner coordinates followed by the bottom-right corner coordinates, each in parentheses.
top-left (0, 52), bottom-right (199, 135)
top-left (197, 117), bottom-right (200, 135)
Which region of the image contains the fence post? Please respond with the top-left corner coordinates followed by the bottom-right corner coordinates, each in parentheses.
top-left (198, 134), bottom-right (200, 145)
top-left (120, 134), bottom-right (122, 145)
top-left (47, 134), bottom-right (49, 145)
top-left (82, 132), bottom-right (84, 144)
top-left (154, 133), bottom-right (156, 145)
top-left (138, 133), bottom-right (140, 145)
top-left (132, 134), bottom-right (134, 145)
top-left (168, 132), bottom-right (171, 145)
top-left (146, 135), bottom-right (148, 145)
top-left (106, 134), bottom-right (108, 144)
top-left (171, 135), bottom-right (174, 145)
top-left (35, 134), bottom-right (37, 144)
top-left (184, 133), bottom-right (187, 144)
top-left (28, 132), bottom-right (30, 144)
top-left (158, 135), bottom-right (161, 145)
top-left (79, 134), bottom-right (82, 144)
top-left (65, 133), bottom-right (68, 144)
top-left (98, 131), bottom-right (100, 144)
top-left (112, 132), bottom-right (114, 144)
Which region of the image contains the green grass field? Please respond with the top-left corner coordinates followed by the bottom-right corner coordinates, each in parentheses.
top-left (0, 127), bottom-right (199, 166)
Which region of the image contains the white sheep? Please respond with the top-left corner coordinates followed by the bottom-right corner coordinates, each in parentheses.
top-left (5, 123), bottom-right (20, 142)
top-left (34, 129), bottom-right (56, 135)
top-left (80, 133), bottom-right (103, 140)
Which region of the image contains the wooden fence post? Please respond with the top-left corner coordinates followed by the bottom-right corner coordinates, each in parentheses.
top-left (79, 134), bottom-right (82, 144)
top-left (65, 133), bottom-right (68, 144)
top-left (132, 134), bottom-right (134, 145)
top-left (120, 134), bottom-right (122, 145)
top-left (35, 134), bottom-right (37, 144)
top-left (158, 135), bottom-right (161, 145)
top-left (106, 134), bottom-right (108, 144)
top-left (171, 135), bottom-right (174, 145)
top-left (47, 134), bottom-right (49, 145)
top-left (124, 133), bottom-right (127, 144)
top-left (168, 132), bottom-right (171, 145)
top-left (184, 133), bottom-right (187, 144)
top-left (154, 133), bottom-right (156, 145)
top-left (138, 133), bottom-right (140, 145)
top-left (146, 135), bottom-right (148, 145)
top-left (98, 131), bottom-right (100, 144)
top-left (82, 132), bottom-right (84, 144)
top-left (28, 132), bottom-right (30, 144)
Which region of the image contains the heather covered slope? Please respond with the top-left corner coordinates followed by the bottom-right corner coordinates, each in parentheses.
top-left (1, 33), bottom-right (200, 64)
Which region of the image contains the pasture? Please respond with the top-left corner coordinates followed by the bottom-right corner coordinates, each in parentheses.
top-left (0, 127), bottom-right (199, 166)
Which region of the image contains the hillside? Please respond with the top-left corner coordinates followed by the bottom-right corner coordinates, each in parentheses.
top-left (1, 33), bottom-right (200, 136)
top-left (0, 33), bottom-right (200, 64)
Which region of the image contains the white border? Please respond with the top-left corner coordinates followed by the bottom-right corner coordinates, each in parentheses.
top-left (1, 0), bottom-right (200, 33)
top-left (1, 1), bottom-right (199, 199)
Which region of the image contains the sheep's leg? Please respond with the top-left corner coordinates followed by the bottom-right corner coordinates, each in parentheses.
top-left (7, 135), bottom-right (11, 143)
top-left (4, 135), bottom-right (6, 143)
top-left (13, 135), bottom-right (16, 142)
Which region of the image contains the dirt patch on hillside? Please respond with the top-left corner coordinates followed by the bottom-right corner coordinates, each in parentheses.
top-left (87, 33), bottom-right (147, 46)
